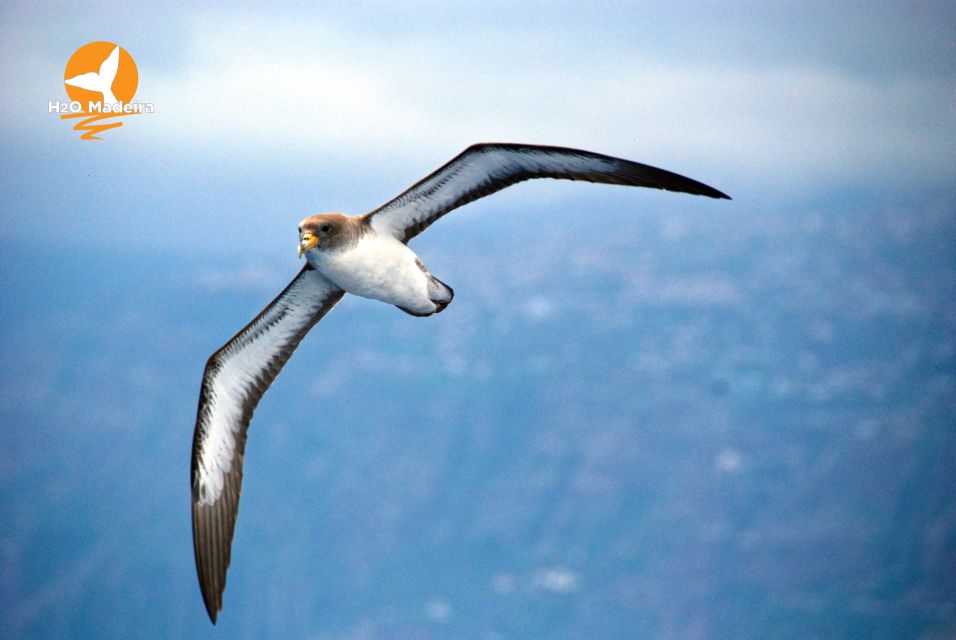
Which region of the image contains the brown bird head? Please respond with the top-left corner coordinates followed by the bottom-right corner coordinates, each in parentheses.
top-left (297, 213), bottom-right (363, 257)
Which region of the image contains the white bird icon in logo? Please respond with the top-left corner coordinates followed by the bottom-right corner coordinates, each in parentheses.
top-left (64, 46), bottom-right (120, 105)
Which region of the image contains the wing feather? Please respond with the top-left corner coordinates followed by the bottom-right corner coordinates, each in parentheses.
top-left (190, 265), bottom-right (344, 623)
top-left (364, 143), bottom-right (730, 242)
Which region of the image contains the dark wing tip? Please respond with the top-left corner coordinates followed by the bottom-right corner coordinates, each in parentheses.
top-left (205, 600), bottom-right (218, 625)
top-left (611, 155), bottom-right (731, 200)
top-left (699, 184), bottom-right (732, 200)
top-left (192, 457), bottom-right (239, 626)
top-left (655, 177), bottom-right (731, 200)
top-left (194, 514), bottom-right (226, 624)
top-left (193, 499), bottom-right (224, 624)
top-left (688, 178), bottom-right (731, 200)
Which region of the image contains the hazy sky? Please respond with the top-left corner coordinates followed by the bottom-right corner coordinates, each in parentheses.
top-left (1, 2), bottom-right (954, 252)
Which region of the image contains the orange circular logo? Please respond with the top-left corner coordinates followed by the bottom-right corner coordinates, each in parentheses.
top-left (63, 41), bottom-right (138, 105)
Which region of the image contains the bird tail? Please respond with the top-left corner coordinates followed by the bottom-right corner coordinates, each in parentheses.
top-left (427, 274), bottom-right (454, 313)
top-left (394, 274), bottom-right (454, 317)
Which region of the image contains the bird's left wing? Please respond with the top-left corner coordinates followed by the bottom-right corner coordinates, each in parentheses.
top-left (191, 264), bottom-right (344, 623)
top-left (363, 143), bottom-right (730, 243)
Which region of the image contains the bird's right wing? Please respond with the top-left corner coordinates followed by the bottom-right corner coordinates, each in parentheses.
top-left (190, 264), bottom-right (344, 623)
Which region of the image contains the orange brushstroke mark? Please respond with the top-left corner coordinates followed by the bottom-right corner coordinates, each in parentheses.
top-left (60, 112), bottom-right (137, 141)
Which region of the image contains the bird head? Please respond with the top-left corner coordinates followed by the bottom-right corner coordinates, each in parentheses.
top-left (298, 213), bottom-right (352, 257)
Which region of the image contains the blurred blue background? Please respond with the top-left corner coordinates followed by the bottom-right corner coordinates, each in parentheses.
top-left (1, 2), bottom-right (955, 638)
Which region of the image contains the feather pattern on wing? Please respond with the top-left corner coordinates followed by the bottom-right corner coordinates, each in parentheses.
top-left (190, 265), bottom-right (344, 623)
top-left (364, 143), bottom-right (730, 242)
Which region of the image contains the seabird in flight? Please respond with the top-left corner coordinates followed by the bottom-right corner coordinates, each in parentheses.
top-left (191, 143), bottom-right (730, 622)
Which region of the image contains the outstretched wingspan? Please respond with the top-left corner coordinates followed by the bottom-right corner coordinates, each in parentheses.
top-left (191, 265), bottom-right (344, 623)
top-left (364, 143), bottom-right (730, 243)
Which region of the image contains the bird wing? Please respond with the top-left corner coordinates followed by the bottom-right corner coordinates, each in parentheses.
top-left (191, 264), bottom-right (344, 623)
top-left (363, 143), bottom-right (730, 243)
top-left (98, 46), bottom-right (120, 84)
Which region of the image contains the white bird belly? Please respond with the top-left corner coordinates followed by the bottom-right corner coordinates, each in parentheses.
top-left (310, 235), bottom-right (434, 312)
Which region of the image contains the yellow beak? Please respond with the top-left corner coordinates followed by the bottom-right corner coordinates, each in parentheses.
top-left (297, 233), bottom-right (318, 258)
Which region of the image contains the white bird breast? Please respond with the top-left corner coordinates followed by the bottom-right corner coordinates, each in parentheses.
top-left (309, 234), bottom-right (434, 313)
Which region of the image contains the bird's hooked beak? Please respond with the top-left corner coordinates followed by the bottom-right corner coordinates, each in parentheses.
top-left (298, 232), bottom-right (318, 258)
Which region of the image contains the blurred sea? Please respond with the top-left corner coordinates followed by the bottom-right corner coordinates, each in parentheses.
top-left (1, 191), bottom-right (954, 639)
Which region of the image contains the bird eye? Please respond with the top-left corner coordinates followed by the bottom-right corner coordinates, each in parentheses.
top-left (320, 224), bottom-right (332, 233)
